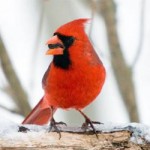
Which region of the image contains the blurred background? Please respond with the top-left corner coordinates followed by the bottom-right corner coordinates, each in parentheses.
top-left (0, 0), bottom-right (150, 126)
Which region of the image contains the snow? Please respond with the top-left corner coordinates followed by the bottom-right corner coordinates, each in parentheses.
top-left (0, 119), bottom-right (150, 145)
top-left (0, 119), bottom-right (47, 145)
top-left (98, 122), bottom-right (150, 144)
top-left (0, 120), bottom-right (18, 137)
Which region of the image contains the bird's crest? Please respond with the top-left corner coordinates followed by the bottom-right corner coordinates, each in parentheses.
top-left (55, 18), bottom-right (90, 39)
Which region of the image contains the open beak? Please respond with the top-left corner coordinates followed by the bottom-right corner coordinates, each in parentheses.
top-left (46, 35), bottom-right (64, 55)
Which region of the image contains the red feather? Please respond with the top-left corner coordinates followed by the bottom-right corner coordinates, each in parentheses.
top-left (22, 18), bottom-right (106, 125)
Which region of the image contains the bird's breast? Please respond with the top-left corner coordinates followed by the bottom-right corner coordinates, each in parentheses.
top-left (44, 62), bottom-right (105, 109)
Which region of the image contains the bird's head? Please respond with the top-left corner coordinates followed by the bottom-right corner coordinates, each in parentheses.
top-left (46, 18), bottom-right (90, 55)
top-left (45, 18), bottom-right (90, 69)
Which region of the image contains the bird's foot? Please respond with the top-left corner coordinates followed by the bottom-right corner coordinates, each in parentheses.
top-left (77, 109), bottom-right (103, 138)
top-left (48, 118), bottom-right (67, 139)
top-left (82, 120), bottom-right (103, 128)
top-left (82, 119), bottom-right (103, 138)
top-left (54, 121), bottom-right (67, 126)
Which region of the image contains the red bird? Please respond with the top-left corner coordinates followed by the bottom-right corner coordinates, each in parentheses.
top-left (22, 18), bottom-right (106, 135)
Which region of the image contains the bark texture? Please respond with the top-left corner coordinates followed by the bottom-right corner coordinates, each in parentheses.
top-left (0, 130), bottom-right (150, 149)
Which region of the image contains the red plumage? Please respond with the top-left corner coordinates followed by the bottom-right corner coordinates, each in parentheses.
top-left (22, 18), bottom-right (106, 126)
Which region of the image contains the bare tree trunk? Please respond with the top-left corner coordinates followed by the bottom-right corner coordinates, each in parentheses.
top-left (0, 37), bottom-right (31, 116)
top-left (99, 0), bottom-right (139, 122)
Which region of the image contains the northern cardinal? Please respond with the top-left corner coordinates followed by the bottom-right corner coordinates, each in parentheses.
top-left (22, 18), bottom-right (106, 136)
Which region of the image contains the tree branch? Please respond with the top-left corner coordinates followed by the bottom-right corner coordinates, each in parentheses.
top-left (99, 0), bottom-right (139, 122)
top-left (1, 121), bottom-right (150, 149)
top-left (0, 104), bottom-right (21, 114)
top-left (1, 125), bottom-right (150, 149)
top-left (0, 37), bottom-right (31, 116)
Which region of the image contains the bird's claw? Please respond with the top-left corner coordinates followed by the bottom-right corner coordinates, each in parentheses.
top-left (82, 119), bottom-right (103, 139)
top-left (48, 118), bottom-right (67, 139)
top-left (54, 121), bottom-right (67, 126)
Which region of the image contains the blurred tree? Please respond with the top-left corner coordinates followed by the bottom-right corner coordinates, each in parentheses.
top-left (99, 0), bottom-right (139, 122)
top-left (0, 37), bottom-right (31, 116)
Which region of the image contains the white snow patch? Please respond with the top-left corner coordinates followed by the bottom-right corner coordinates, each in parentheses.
top-left (0, 120), bottom-right (18, 137)
top-left (0, 119), bottom-right (47, 142)
top-left (98, 122), bottom-right (150, 144)
top-left (0, 120), bottom-right (150, 145)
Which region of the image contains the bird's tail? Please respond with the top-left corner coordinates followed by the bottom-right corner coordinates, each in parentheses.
top-left (22, 97), bottom-right (56, 125)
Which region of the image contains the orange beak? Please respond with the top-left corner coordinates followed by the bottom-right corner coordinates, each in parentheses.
top-left (46, 35), bottom-right (64, 55)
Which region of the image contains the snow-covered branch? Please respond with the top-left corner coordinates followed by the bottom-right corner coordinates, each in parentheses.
top-left (0, 120), bottom-right (150, 149)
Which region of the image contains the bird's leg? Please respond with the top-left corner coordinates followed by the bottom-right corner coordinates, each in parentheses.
top-left (77, 109), bottom-right (103, 138)
top-left (48, 107), bottom-right (67, 139)
top-left (50, 106), bottom-right (67, 126)
top-left (49, 117), bottom-right (61, 138)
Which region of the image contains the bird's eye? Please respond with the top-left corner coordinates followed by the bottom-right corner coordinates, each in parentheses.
top-left (66, 37), bottom-right (74, 46)
top-left (54, 33), bottom-right (75, 48)
top-left (60, 36), bottom-right (75, 48)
